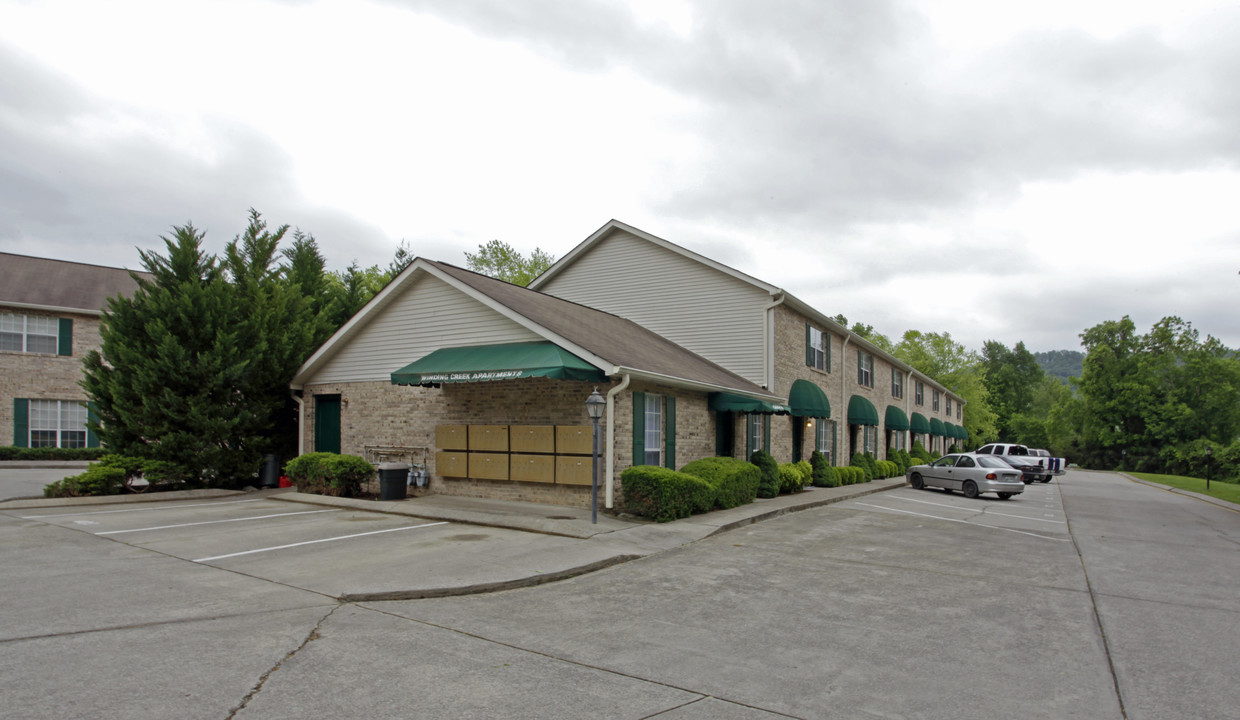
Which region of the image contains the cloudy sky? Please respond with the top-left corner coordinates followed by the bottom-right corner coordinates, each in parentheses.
top-left (2, 0), bottom-right (1237, 353)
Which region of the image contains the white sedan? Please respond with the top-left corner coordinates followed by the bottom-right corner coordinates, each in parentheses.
top-left (906, 452), bottom-right (1026, 500)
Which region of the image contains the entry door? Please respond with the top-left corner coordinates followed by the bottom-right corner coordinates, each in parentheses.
top-left (314, 395), bottom-right (341, 454)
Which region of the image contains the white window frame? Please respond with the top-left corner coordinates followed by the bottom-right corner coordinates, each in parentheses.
top-left (933, 390), bottom-right (941, 412)
top-left (891, 369), bottom-right (903, 399)
top-left (747, 414), bottom-right (764, 455)
top-left (945, 397), bottom-right (952, 415)
top-left (29, 399), bottom-right (89, 449)
top-left (814, 418), bottom-right (834, 465)
top-left (1, 313), bottom-right (58, 354)
top-left (809, 326), bottom-right (826, 371)
top-left (915, 381), bottom-right (924, 406)
top-left (644, 393), bottom-right (664, 467)
top-left (863, 425), bottom-right (877, 454)
top-left (858, 352), bottom-right (873, 387)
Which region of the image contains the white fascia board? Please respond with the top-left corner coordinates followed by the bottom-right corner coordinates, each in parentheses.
top-left (530, 219), bottom-right (780, 295)
top-left (613, 366), bottom-right (786, 402)
top-left (0, 301), bottom-right (102, 316)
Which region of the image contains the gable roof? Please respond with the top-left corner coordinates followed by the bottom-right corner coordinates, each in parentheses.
top-left (0, 252), bottom-right (150, 315)
top-left (292, 258), bottom-right (782, 401)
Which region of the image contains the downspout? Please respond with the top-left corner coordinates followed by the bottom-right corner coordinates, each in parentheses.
top-left (291, 390), bottom-right (305, 456)
top-left (905, 370), bottom-right (914, 452)
top-left (839, 335), bottom-right (851, 464)
top-left (763, 293), bottom-right (787, 391)
top-left (605, 373), bottom-right (631, 509)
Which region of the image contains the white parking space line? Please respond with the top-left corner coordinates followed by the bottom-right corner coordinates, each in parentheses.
top-left (853, 502), bottom-right (1070, 542)
top-left (95, 509), bottom-right (341, 535)
top-left (20, 499), bottom-right (264, 519)
top-left (193, 521), bottom-right (450, 563)
top-left (889, 495), bottom-right (1065, 524)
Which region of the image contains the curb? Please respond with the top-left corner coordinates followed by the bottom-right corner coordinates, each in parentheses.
top-left (1119, 473), bottom-right (1240, 513)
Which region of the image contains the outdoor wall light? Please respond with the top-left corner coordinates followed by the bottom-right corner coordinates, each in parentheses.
top-left (585, 388), bottom-right (606, 523)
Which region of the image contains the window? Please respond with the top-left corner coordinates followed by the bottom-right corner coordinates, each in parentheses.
top-left (891, 369), bottom-right (903, 399)
top-left (747, 414), bottom-right (765, 456)
top-left (915, 381), bottom-right (924, 406)
top-left (814, 418), bottom-right (836, 465)
top-left (806, 324), bottom-right (828, 371)
top-left (1, 313), bottom-right (61, 354)
top-left (863, 425), bottom-right (877, 454)
top-left (633, 392), bottom-right (675, 468)
top-left (933, 390), bottom-right (941, 412)
top-left (28, 400), bottom-right (88, 448)
top-left (644, 394), bottom-right (664, 466)
top-left (957, 404), bottom-right (961, 420)
top-left (857, 351), bottom-right (873, 387)
top-left (945, 397), bottom-right (952, 415)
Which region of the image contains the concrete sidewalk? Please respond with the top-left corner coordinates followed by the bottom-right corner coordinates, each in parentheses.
top-left (267, 478), bottom-right (907, 600)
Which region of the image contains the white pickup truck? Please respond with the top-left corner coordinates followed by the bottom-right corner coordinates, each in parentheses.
top-left (974, 443), bottom-right (1067, 483)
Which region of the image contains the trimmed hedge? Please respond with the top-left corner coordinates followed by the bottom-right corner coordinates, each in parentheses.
top-left (679, 456), bottom-right (760, 509)
top-left (837, 466), bottom-right (866, 485)
top-left (750, 450), bottom-right (781, 498)
top-left (810, 451), bottom-right (840, 487)
top-left (44, 465), bottom-right (126, 498)
top-left (0, 446), bottom-right (108, 461)
top-left (284, 452), bottom-right (376, 498)
top-left (778, 462), bottom-right (811, 494)
top-left (621, 465), bottom-right (715, 522)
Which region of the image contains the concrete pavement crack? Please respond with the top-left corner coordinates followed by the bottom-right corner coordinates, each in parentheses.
top-left (225, 603), bottom-right (342, 719)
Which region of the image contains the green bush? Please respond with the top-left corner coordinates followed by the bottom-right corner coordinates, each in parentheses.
top-left (850, 453), bottom-right (873, 481)
top-left (284, 452), bottom-right (375, 498)
top-left (621, 465), bottom-right (716, 522)
top-left (44, 465), bottom-right (126, 498)
top-left (911, 441), bottom-right (935, 464)
top-left (835, 466), bottom-right (859, 485)
top-left (97, 454), bottom-right (146, 478)
top-left (0, 446), bottom-right (108, 461)
top-left (810, 451), bottom-right (840, 487)
top-left (778, 463), bottom-right (807, 494)
top-left (877, 460), bottom-right (899, 478)
top-left (897, 449), bottom-right (914, 471)
top-left (750, 450), bottom-right (781, 498)
top-left (142, 459), bottom-right (192, 485)
top-left (680, 456), bottom-right (760, 509)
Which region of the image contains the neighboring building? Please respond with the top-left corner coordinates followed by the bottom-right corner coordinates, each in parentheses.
top-left (0, 253), bottom-right (147, 449)
top-left (292, 220), bottom-right (967, 509)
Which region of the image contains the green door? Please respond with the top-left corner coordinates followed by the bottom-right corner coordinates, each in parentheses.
top-left (314, 395), bottom-right (341, 454)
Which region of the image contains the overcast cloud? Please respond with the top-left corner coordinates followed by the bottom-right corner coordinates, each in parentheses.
top-left (1, 0), bottom-right (1237, 353)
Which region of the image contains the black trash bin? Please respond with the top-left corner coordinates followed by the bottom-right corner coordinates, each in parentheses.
top-left (260, 454), bottom-right (280, 488)
top-left (378, 462), bottom-right (411, 501)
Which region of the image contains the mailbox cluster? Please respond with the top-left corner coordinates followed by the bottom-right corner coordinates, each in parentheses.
top-left (434, 424), bottom-right (595, 485)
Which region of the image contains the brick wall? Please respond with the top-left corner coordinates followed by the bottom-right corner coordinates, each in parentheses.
top-left (0, 309), bottom-right (100, 445)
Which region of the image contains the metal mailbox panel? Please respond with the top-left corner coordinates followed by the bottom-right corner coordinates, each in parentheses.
top-left (468, 425), bottom-right (509, 452)
top-left (509, 454), bottom-right (555, 483)
top-left (555, 425), bottom-right (593, 455)
top-left (556, 455), bottom-right (594, 485)
top-left (468, 452), bottom-right (510, 481)
top-left (435, 425), bottom-right (469, 451)
top-left (435, 451), bottom-right (469, 478)
top-left (510, 425), bottom-right (555, 454)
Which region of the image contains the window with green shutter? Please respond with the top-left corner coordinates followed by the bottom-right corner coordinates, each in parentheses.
top-left (13, 398), bottom-right (29, 447)
top-left (58, 318), bottom-right (73, 356)
top-left (632, 391), bottom-right (645, 466)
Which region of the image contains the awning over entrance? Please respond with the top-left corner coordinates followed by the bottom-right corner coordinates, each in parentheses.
top-left (884, 405), bottom-right (910, 431)
top-left (929, 417), bottom-right (947, 436)
top-left (848, 395), bottom-right (879, 426)
top-left (390, 341), bottom-right (606, 386)
top-left (788, 379), bottom-right (831, 418)
top-left (910, 412), bottom-right (930, 434)
top-left (951, 423), bottom-right (968, 440)
top-left (709, 392), bottom-right (791, 415)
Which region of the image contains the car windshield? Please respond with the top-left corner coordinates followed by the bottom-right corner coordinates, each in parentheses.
top-left (977, 456), bottom-right (1010, 469)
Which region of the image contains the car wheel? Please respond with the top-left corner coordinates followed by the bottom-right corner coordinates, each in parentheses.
top-left (998, 492), bottom-right (1013, 500)
top-left (910, 473), bottom-right (925, 490)
top-left (963, 481), bottom-right (979, 499)
top-left (1039, 477), bottom-right (1052, 483)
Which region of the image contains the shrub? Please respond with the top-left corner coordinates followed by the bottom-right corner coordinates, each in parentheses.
top-left (778, 463), bottom-right (807, 494)
top-left (142, 459), bottom-right (193, 485)
top-left (680, 457), bottom-right (760, 509)
top-left (750, 450), bottom-right (781, 498)
top-left (810, 451), bottom-right (840, 487)
top-left (621, 465), bottom-right (716, 522)
top-left (0, 446), bottom-right (108, 461)
top-left (897, 449), bottom-right (914, 471)
top-left (911, 440), bottom-right (935, 464)
top-left (96, 454), bottom-right (146, 478)
top-left (284, 452), bottom-right (376, 497)
top-left (877, 460), bottom-right (899, 478)
top-left (850, 453), bottom-right (873, 481)
top-left (44, 465), bottom-right (126, 498)
top-left (836, 466), bottom-right (860, 485)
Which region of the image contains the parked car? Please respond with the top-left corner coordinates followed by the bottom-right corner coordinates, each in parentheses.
top-left (975, 442), bottom-right (1066, 483)
top-left (906, 453), bottom-right (1026, 500)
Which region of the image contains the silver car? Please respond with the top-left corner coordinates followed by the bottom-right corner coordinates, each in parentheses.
top-left (906, 453), bottom-right (1026, 500)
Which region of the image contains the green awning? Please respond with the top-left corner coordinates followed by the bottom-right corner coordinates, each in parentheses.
top-left (944, 422), bottom-right (957, 438)
top-left (391, 341), bottom-right (605, 386)
top-left (709, 392), bottom-right (791, 415)
top-left (930, 417), bottom-right (947, 436)
top-left (885, 405), bottom-right (910, 431)
top-left (956, 424), bottom-right (969, 440)
top-left (910, 412), bottom-right (930, 434)
top-left (848, 395), bottom-right (879, 426)
top-left (788, 379), bottom-right (831, 418)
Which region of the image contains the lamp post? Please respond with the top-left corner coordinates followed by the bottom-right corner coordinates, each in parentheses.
top-left (585, 388), bottom-right (606, 524)
top-left (1206, 445), bottom-right (1212, 491)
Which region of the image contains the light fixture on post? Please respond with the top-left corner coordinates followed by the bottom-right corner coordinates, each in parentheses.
top-left (585, 387), bottom-right (606, 524)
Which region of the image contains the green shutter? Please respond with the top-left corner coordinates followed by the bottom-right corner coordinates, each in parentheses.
top-left (664, 396), bottom-right (676, 468)
top-left (86, 401), bottom-right (100, 448)
top-left (745, 415), bottom-right (754, 458)
top-left (632, 391), bottom-right (645, 466)
top-left (763, 414), bottom-right (771, 453)
top-left (14, 398), bottom-right (29, 447)
top-left (832, 421), bottom-right (838, 466)
top-left (792, 417), bottom-right (803, 463)
top-left (58, 318), bottom-right (73, 356)
top-left (805, 323), bottom-right (813, 367)
top-left (826, 333), bottom-right (831, 372)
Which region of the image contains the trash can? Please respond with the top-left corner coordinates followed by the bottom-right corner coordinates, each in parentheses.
top-left (260, 454), bottom-right (280, 488)
top-left (378, 462), bottom-right (411, 501)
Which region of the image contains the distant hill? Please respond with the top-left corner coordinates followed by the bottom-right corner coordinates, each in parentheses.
top-left (1034, 350), bottom-right (1084, 383)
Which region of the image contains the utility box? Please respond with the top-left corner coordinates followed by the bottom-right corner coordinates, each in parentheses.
top-left (510, 425), bottom-right (555, 454)
top-left (435, 425), bottom-right (468, 450)
top-left (435, 451), bottom-right (469, 478)
top-left (469, 452), bottom-right (510, 481)
top-left (556, 455), bottom-right (594, 485)
top-left (509, 454), bottom-right (555, 483)
top-left (555, 425), bottom-right (593, 455)
top-left (468, 425), bottom-right (509, 452)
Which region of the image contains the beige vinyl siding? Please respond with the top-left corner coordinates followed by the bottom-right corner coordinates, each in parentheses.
top-left (308, 275), bottom-right (543, 384)
top-left (537, 230), bottom-right (769, 384)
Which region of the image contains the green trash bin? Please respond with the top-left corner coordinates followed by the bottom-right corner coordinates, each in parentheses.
top-left (378, 462), bottom-right (410, 501)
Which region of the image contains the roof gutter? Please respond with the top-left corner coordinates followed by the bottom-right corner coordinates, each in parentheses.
top-left (604, 373), bottom-right (631, 509)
